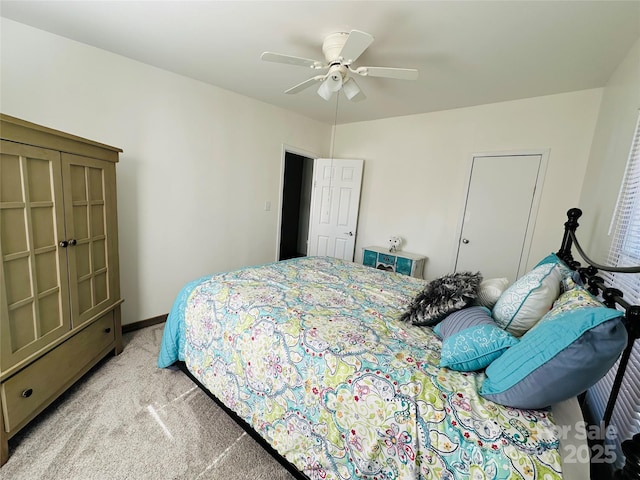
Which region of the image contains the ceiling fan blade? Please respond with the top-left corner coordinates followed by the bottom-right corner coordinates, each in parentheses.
top-left (284, 75), bottom-right (326, 94)
top-left (352, 66), bottom-right (419, 81)
top-left (338, 30), bottom-right (374, 64)
top-left (261, 52), bottom-right (327, 69)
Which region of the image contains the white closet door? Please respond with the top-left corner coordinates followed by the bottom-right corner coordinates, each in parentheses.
top-left (455, 154), bottom-right (542, 282)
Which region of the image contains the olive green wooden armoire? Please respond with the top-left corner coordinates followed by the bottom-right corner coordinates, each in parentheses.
top-left (0, 114), bottom-right (123, 465)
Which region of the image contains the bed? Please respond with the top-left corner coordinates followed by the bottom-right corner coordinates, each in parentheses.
top-left (158, 208), bottom-right (638, 480)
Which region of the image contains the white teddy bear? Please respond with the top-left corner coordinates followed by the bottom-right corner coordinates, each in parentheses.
top-left (388, 236), bottom-right (402, 253)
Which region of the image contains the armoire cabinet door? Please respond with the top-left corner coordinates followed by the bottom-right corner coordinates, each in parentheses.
top-left (0, 140), bottom-right (71, 371)
top-left (61, 153), bottom-right (118, 327)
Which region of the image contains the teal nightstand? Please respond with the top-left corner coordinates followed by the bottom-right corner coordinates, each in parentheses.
top-left (362, 246), bottom-right (426, 278)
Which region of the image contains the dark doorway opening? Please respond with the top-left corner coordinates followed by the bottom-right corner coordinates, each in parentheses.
top-left (279, 152), bottom-right (314, 261)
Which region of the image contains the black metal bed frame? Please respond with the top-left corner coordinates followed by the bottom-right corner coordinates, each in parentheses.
top-left (557, 208), bottom-right (640, 480)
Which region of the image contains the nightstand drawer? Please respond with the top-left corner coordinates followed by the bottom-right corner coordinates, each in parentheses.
top-left (395, 257), bottom-right (413, 275)
top-left (363, 249), bottom-right (378, 267)
top-left (378, 253), bottom-right (396, 265)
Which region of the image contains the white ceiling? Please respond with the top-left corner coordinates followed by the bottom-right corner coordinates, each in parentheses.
top-left (1, 1), bottom-right (639, 125)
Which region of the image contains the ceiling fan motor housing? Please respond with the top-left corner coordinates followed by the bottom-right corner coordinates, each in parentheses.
top-left (322, 32), bottom-right (350, 63)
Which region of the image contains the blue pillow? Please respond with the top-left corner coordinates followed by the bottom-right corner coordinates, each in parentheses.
top-left (435, 307), bottom-right (518, 372)
top-left (480, 291), bottom-right (626, 409)
top-left (433, 305), bottom-right (492, 337)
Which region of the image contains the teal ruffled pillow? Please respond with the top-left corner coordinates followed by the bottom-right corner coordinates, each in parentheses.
top-left (434, 306), bottom-right (518, 372)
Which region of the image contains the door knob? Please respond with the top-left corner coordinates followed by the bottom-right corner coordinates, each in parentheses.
top-left (462, 238), bottom-right (470, 244)
top-left (344, 232), bottom-right (354, 236)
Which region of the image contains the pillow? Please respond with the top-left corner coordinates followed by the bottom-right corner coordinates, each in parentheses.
top-left (480, 288), bottom-right (626, 409)
top-left (536, 252), bottom-right (583, 290)
top-left (535, 252), bottom-right (570, 271)
top-left (492, 263), bottom-right (562, 337)
top-left (434, 305), bottom-right (493, 338)
top-left (400, 272), bottom-right (482, 327)
top-left (434, 306), bottom-right (518, 371)
top-left (531, 285), bottom-right (603, 324)
top-left (476, 277), bottom-right (509, 309)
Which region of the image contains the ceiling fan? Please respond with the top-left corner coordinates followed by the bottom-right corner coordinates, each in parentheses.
top-left (261, 30), bottom-right (419, 102)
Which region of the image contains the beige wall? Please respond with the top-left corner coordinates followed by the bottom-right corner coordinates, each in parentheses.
top-left (0, 19), bottom-right (331, 324)
top-left (333, 90), bottom-right (603, 280)
top-left (579, 37), bottom-right (640, 260)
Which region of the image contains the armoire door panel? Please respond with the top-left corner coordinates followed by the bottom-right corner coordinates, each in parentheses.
top-left (61, 153), bottom-right (117, 327)
top-left (0, 206), bottom-right (28, 255)
top-left (38, 292), bottom-right (62, 336)
top-left (0, 141), bottom-right (70, 369)
top-left (92, 239), bottom-right (106, 270)
top-left (35, 250), bottom-right (59, 291)
top-left (5, 257), bottom-right (32, 306)
top-left (72, 205), bottom-right (89, 240)
top-left (7, 304), bottom-right (33, 350)
top-left (75, 242), bottom-right (91, 277)
top-left (0, 152), bottom-right (23, 202)
top-left (31, 207), bottom-right (56, 249)
top-left (91, 205), bottom-right (105, 236)
top-left (88, 167), bottom-right (104, 201)
top-left (77, 278), bottom-right (92, 314)
top-left (26, 156), bottom-right (55, 203)
top-left (69, 163), bottom-right (88, 202)
top-left (94, 272), bottom-right (108, 304)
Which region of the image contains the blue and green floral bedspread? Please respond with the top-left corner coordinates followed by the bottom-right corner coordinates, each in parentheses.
top-left (158, 256), bottom-right (562, 479)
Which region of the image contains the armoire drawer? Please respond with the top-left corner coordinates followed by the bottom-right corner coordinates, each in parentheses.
top-left (1, 312), bottom-right (115, 433)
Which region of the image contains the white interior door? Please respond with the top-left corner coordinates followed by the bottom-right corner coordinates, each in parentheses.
top-left (454, 154), bottom-right (543, 282)
top-left (307, 158), bottom-right (363, 261)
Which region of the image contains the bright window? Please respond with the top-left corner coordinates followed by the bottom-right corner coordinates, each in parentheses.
top-left (586, 110), bottom-right (640, 471)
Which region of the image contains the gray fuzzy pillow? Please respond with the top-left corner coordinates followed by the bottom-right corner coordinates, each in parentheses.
top-left (400, 271), bottom-right (483, 326)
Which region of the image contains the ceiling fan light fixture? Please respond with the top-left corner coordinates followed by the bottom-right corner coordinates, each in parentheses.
top-left (327, 72), bottom-right (343, 92)
top-left (342, 78), bottom-right (361, 100)
top-left (317, 66), bottom-right (344, 101)
top-left (317, 78), bottom-right (336, 101)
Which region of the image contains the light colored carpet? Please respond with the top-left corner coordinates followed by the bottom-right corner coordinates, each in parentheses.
top-left (2, 324), bottom-right (296, 480)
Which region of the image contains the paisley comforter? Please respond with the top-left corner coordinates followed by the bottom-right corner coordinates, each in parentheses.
top-left (158, 256), bottom-right (563, 479)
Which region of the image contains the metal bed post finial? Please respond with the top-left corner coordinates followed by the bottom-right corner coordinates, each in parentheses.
top-left (557, 208), bottom-right (582, 264)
